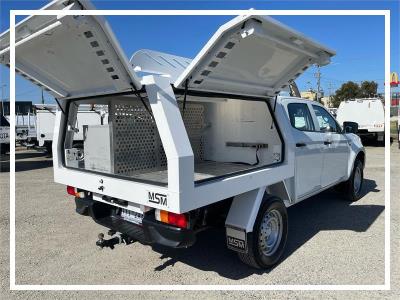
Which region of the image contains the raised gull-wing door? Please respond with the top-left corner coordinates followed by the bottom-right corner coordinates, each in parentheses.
top-left (0, 0), bottom-right (141, 99)
top-left (175, 15), bottom-right (335, 98)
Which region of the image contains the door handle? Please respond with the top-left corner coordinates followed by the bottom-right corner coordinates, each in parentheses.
top-left (296, 142), bottom-right (307, 147)
top-left (324, 141), bottom-right (332, 145)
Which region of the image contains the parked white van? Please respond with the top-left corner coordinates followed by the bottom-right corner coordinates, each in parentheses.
top-left (336, 98), bottom-right (385, 143)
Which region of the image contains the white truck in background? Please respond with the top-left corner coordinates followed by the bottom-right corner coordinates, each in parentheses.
top-left (35, 104), bottom-right (106, 153)
top-left (0, 115), bottom-right (10, 155)
top-left (336, 98), bottom-right (385, 143)
top-left (0, 0), bottom-right (366, 269)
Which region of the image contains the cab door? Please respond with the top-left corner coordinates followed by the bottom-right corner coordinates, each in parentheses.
top-left (311, 105), bottom-right (350, 187)
top-left (287, 102), bottom-right (324, 199)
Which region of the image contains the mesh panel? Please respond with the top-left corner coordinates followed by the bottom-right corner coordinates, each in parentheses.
top-left (180, 103), bottom-right (205, 162)
top-left (110, 99), bottom-right (204, 176)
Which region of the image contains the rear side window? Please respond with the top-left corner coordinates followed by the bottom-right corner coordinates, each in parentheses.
top-left (288, 103), bottom-right (315, 131)
top-left (312, 105), bottom-right (339, 133)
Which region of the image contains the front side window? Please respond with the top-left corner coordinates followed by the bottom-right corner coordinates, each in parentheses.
top-left (312, 105), bottom-right (339, 133)
top-left (287, 103), bottom-right (315, 131)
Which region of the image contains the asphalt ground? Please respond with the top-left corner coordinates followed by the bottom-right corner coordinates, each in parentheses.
top-left (0, 144), bottom-right (398, 299)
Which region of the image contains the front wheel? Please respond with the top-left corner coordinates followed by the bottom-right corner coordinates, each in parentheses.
top-left (341, 159), bottom-right (364, 202)
top-left (238, 196), bottom-right (288, 269)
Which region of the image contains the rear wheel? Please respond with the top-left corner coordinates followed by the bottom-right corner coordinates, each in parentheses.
top-left (238, 195), bottom-right (288, 269)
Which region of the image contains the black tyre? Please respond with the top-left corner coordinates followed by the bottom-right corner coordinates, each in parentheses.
top-left (45, 142), bottom-right (52, 154)
top-left (238, 195), bottom-right (288, 269)
top-left (341, 159), bottom-right (364, 202)
top-left (0, 143), bottom-right (10, 155)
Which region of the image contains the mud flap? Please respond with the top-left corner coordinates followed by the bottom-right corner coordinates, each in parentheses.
top-left (226, 226), bottom-right (247, 253)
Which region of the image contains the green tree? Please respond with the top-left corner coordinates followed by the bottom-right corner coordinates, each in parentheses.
top-left (331, 80), bottom-right (379, 107)
top-left (359, 81), bottom-right (378, 98)
top-left (331, 81), bottom-right (360, 107)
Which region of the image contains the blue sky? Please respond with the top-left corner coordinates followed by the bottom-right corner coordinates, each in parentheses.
top-left (0, 0), bottom-right (398, 103)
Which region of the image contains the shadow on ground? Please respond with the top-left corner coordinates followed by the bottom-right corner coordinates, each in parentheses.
top-left (1, 149), bottom-right (384, 280)
top-left (362, 137), bottom-right (393, 147)
top-left (149, 178), bottom-right (383, 280)
top-left (0, 150), bottom-right (52, 172)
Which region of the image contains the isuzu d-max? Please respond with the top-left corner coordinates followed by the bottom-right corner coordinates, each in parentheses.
top-left (0, 0), bottom-right (365, 268)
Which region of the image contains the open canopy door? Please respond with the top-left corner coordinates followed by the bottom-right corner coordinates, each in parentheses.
top-left (0, 0), bottom-right (141, 99)
top-left (175, 15), bottom-right (335, 98)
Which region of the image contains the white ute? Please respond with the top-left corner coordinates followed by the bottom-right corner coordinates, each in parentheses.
top-left (0, 0), bottom-right (366, 268)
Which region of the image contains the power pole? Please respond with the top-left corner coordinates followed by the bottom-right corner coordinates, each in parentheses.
top-left (314, 65), bottom-right (321, 103)
top-left (1, 84), bottom-right (6, 115)
top-left (41, 89), bottom-right (44, 104)
top-left (314, 66), bottom-right (322, 103)
top-left (328, 82), bottom-right (333, 107)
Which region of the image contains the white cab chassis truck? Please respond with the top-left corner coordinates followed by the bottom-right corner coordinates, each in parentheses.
top-left (0, 0), bottom-right (366, 268)
top-left (35, 104), bottom-right (107, 153)
top-left (336, 98), bottom-right (385, 143)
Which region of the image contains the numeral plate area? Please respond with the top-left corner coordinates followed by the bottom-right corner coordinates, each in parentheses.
top-left (120, 208), bottom-right (144, 225)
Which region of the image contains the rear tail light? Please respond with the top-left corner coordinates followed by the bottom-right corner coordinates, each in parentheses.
top-left (66, 185), bottom-right (84, 198)
top-left (155, 209), bottom-right (189, 229)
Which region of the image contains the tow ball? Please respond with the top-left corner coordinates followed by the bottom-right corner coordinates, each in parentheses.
top-left (96, 230), bottom-right (134, 249)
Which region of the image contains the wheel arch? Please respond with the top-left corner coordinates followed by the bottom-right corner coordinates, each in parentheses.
top-left (225, 183), bottom-right (289, 235)
top-left (346, 149), bottom-right (366, 179)
top-left (356, 150), bottom-right (366, 168)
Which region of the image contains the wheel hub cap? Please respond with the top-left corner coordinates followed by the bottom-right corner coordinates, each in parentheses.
top-left (259, 209), bottom-right (283, 256)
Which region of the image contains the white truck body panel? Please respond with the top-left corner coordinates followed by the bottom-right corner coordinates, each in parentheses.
top-left (35, 104), bottom-right (105, 147)
top-left (14, 113), bottom-right (36, 142)
top-left (336, 98), bottom-right (385, 133)
top-left (0, 126), bottom-right (10, 144)
top-left (35, 105), bottom-right (57, 146)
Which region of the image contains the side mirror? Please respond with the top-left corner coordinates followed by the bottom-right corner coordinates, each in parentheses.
top-left (343, 121), bottom-right (358, 134)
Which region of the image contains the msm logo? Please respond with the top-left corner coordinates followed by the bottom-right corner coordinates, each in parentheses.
top-left (148, 192), bottom-right (168, 206)
top-left (227, 236), bottom-right (246, 251)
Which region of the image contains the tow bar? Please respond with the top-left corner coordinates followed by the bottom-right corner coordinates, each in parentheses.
top-left (96, 230), bottom-right (134, 249)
